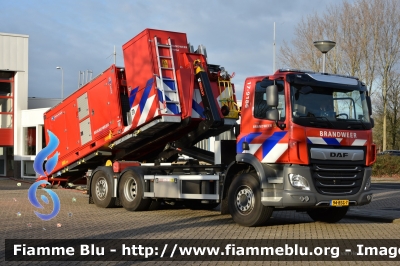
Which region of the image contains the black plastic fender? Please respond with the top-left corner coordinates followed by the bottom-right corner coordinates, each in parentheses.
top-left (223, 154), bottom-right (283, 198)
top-left (234, 154), bottom-right (269, 186)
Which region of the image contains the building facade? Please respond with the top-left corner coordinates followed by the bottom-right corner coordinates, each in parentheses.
top-left (0, 32), bottom-right (63, 179)
top-left (0, 32), bottom-right (29, 177)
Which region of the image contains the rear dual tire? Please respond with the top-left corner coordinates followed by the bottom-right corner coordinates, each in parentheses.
top-left (118, 170), bottom-right (152, 211)
top-left (91, 170), bottom-right (116, 208)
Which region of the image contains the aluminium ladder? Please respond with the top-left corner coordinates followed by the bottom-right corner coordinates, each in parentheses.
top-left (154, 36), bottom-right (181, 115)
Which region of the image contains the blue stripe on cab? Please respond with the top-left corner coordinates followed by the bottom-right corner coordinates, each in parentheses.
top-left (237, 132), bottom-right (262, 153)
top-left (323, 138), bottom-right (341, 145)
top-left (262, 131), bottom-right (287, 158)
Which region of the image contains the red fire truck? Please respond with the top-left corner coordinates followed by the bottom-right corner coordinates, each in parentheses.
top-left (43, 28), bottom-right (376, 226)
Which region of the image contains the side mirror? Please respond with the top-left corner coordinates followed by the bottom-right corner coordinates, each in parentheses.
top-left (266, 109), bottom-right (279, 121)
top-left (366, 96), bottom-right (372, 116)
top-left (370, 117), bottom-right (374, 128)
top-left (266, 85), bottom-right (278, 107)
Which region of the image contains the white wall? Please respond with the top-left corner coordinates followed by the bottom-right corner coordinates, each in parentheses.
top-left (0, 32), bottom-right (29, 158)
top-left (17, 108), bottom-right (49, 178)
top-left (21, 108), bottom-right (48, 126)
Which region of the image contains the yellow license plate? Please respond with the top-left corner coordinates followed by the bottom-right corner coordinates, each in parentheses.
top-left (330, 200), bottom-right (349, 206)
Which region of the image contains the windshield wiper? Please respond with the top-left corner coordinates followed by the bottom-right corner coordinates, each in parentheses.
top-left (299, 113), bottom-right (336, 128)
top-left (346, 119), bottom-right (367, 129)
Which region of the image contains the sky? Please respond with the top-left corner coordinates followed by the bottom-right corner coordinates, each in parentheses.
top-left (1, 0), bottom-right (341, 100)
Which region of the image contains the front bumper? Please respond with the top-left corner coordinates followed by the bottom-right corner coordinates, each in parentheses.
top-left (261, 164), bottom-right (373, 207)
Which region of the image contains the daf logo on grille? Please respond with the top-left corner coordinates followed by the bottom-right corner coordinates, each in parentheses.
top-left (310, 148), bottom-right (364, 161)
top-left (330, 152), bottom-right (349, 158)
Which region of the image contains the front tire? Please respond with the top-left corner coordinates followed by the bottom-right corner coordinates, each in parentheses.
top-left (91, 170), bottom-right (115, 208)
top-left (228, 172), bottom-right (273, 227)
top-left (307, 207), bottom-right (349, 223)
top-left (118, 170), bottom-right (151, 211)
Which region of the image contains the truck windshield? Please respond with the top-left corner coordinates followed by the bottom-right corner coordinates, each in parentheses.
top-left (290, 84), bottom-right (371, 130)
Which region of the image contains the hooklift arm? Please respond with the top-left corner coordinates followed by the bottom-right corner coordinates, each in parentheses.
top-left (193, 59), bottom-right (223, 128)
top-left (158, 60), bottom-right (231, 162)
top-left (172, 60), bottom-right (226, 148)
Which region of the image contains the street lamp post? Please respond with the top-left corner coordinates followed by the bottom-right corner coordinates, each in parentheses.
top-left (56, 66), bottom-right (64, 99)
top-left (313, 40), bottom-right (336, 73)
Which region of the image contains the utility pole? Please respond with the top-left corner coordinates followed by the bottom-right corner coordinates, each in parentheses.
top-left (56, 66), bottom-right (64, 99)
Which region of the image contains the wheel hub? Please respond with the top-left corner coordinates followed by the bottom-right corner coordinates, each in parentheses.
top-left (124, 177), bottom-right (137, 202)
top-left (95, 177), bottom-right (108, 200)
top-left (236, 186), bottom-right (254, 214)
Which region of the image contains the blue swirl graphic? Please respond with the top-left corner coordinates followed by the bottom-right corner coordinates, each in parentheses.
top-left (33, 130), bottom-right (60, 176)
top-left (28, 180), bottom-right (60, 221)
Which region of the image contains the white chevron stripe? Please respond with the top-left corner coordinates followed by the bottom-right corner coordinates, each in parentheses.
top-left (307, 137), bottom-right (327, 145)
top-left (351, 139), bottom-right (367, 146)
top-left (156, 76), bottom-right (175, 92)
top-left (248, 144), bottom-right (262, 155)
top-left (153, 108), bottom-right (160, 118)
top-left (192, 89), bottom-right (202, 118)
top-left (131, 105), bottom-right (139, 120)
top-left (193, 89), bottom-right (202, 103)
top-left (261, 143), bottom-right (288, 163)
top-left (138, 95), bottom-right (155, 126)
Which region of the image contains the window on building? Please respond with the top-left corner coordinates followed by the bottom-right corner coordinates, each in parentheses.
top-left (0, 114), bottom-right (12, 128)
top-left (0, 147), bottom-right (4, 175)
top-left (0, 82), bottom-right (12, 96)
top-left (0, 71), bottom-right (13, 129)
top-left (0, 71), bottom-right (14, 80)
top-left (0, 98), bottom-right (12, 112)
top-left (42, 126), bottom-right (46, 149)
top-left (23, 161), bottom-right (36, 177)
top-left (24, 127), bottom-right (36, 155)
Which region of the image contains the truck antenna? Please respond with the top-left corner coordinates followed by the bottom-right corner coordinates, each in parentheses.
top-left (273, 22), bottom-right (276, 73)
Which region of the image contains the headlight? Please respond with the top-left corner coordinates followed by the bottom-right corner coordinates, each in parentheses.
top-left (364, 176), bottom-right (371, 190)
top-left (288, 173), bottom-right (310, 190)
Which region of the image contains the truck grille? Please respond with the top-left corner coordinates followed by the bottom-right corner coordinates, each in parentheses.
top-left (312, 164), bottom-right (364, 195)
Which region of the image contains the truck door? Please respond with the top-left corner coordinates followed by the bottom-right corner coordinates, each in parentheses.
top-left (238, 79), bottom-right (289, 163)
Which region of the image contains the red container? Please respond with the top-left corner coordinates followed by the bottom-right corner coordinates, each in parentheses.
top-left (44, 65), bottom-right (127, 173)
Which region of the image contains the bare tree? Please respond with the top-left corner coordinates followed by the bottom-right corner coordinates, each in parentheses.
top-left (278, 0), bottom-right (400, 151)
top-left (373, 71), bottom-right (400, 151)
top-left (374, 0), bottom-right (400, 151)
top-left (385, 71), bottom-right (400, 149)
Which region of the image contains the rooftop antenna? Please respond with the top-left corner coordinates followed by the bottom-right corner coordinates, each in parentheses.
top-left (107, 45), bottom-right (117, 65)
top-left (113, 45), bottom-right (116, 65)
top-left (273, 22), bottom-right (276, 73)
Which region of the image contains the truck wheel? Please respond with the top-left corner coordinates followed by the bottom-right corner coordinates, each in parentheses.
top-left (91, 170), bottom-right (115, 208)
top-left (228, 172), bottom-right (273, 227)
top-left (118, 171), bottom-right (151, 211)
top-left (307, 207), bottom-right (349, 223)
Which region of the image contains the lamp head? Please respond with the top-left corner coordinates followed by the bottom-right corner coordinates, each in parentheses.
top-left (313, 40), bottom-right (336, 53)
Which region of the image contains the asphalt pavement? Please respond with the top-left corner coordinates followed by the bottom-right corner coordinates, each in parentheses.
top-left (1, 176), bottom-right (400, 265)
